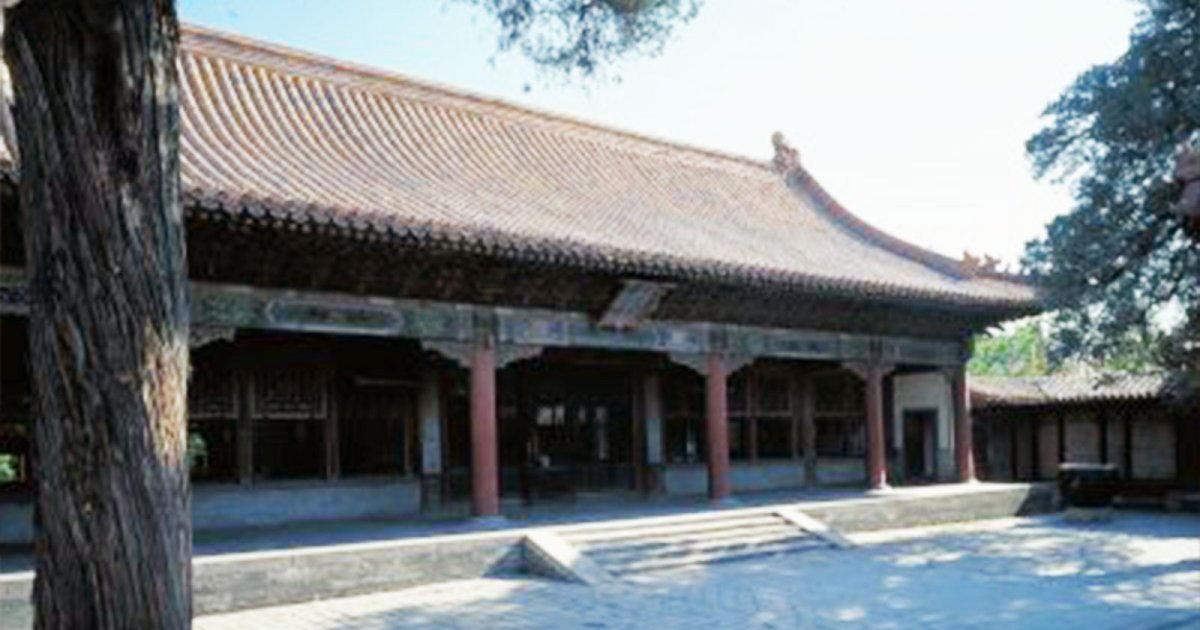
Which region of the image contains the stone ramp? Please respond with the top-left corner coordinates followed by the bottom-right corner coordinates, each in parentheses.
top-left (523, 530), bottom-right (615, 586)
top-left (529, 508), bottom-right (844, 581)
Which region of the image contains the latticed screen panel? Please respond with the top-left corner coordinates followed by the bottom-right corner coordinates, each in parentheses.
top-left (756, 373), bottom-right (792, 415)
top-left (663, 370), bottom-right (706, 464)
top-left (251, 367), bottom-right (329, 420)
top-left (814, 372), bottom-right (865, 415)
top-left (813, 370), bottom-right (866, 457)
top-left (188, 363), bottom-right (239, 482)
top-left (816, 417), bottom-right (865, 457)
top-left (189, 364), bottom-right (237, 420)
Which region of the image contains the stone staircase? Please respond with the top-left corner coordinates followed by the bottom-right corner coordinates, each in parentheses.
top-left (549, 509), bottom-right (838, 577)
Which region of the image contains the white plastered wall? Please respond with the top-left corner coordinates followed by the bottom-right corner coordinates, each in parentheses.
top-left (891, 371), bottom-right (955, 480)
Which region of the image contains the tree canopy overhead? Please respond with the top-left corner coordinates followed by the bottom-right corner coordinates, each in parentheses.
top-left (463, 0), bottom-right (702, 78)
top-left (1024, 0), bottom-right (1199, 367)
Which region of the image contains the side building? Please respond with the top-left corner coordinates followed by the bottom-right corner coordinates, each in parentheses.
top-left (973, 373), bottom-right (1200, 501)
top-left (0, 26), bottom-right (1038, 543)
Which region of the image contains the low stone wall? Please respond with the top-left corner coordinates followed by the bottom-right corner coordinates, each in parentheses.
top-left (662, 459), bottom-right (865, 496)
top-left (0, 574), bottom-right (32, 630)
top-left (660, 464), bottom-right (709, 496)
top-left (663, 462), bottom-right (805, 495)
top-left (194, 533), bottom-right (524, 614)
top-left (193, 478), bottom-right (421, 530)
top-left (804, 483), bottom-right (1057, 533)
top-left (0, 501), bottom-right (32, 547)
top-left (729, 462), bottom-right (805, 492)
top-left (815, 457), bottom-right (866, 485)
top-left (0, 478), bottom-right (422, 545)
top-left (0, 530), bottom-right (526, 623)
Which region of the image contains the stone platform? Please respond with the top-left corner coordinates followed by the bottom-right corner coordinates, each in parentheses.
top-left (0, 482), bottom-right (1054, 627)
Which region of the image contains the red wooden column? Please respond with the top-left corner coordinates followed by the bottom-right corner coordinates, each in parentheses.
top-left (706, 353), bottom-right (733, 502)
top-left (799, 373), bottom-right (817, 487)
top-left (864, 364), bottom-right (889, 491)
top-left (470, 337), bottom-right (501, 518)
top-left (846, 361), bottom-right (894, 491)
top-left (746, 372), bottom-right (759, 464)
top-left (953, 365), bottom-right (976, 483)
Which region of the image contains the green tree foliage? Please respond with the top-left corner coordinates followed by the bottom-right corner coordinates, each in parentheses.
top-left (1100, 327), bottom-right (1169, 373)
top-left (463, 0), bottom-right (702, 78)
top-left (969, 322), bottom-right (1051, 377)
top-left (1024, 0), bottom-right (1199, 366)
top-left (970, 321), bottom-right (1165, 377)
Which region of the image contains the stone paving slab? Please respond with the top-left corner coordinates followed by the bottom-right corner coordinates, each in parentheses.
top-left (195, 512), bottom-right (1200, 630)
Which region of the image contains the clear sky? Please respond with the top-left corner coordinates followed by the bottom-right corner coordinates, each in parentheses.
top-left (179, 0), bottom-right (1139, 267)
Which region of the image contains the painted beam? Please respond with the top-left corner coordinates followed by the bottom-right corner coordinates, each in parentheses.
top-left (0, 267), bottom-right (963, 366)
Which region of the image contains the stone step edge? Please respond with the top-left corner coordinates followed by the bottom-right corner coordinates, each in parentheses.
top-left (561, 515), bottom-right (785, 543)
top-left (775, 508), bottom-right (855, 549)
top-left (608, 539), bottom-right (823, 575)
top-left (593, 530), bottom-right (821, 564)
top-left (548, 502), bottom-right (799, 535)
top-left (580, 522), bottom-right (799, 553)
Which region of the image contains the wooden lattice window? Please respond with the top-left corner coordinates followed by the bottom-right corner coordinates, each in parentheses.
top-left (188, 364), bottom-right (239, 483)
top-left (814, 371), bottom-right (865, 457)
top-left (727, 371), bottom-right (750, 460)
top-left (727, 368), bottom-right (795, 461)
top-left (663, 370), bottom-right (706, 464)
top-left (755, 372), bottom-right (793, 460)
top-left (251, 367), bottom-right (329, 480)
top-left (251, 368), bottom-right (328, 420)
top-left (188, 365), bottom-right (237, 420)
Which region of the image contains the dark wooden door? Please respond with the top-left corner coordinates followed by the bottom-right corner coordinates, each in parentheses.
top-left (904, 410), bottom-right (935, 481)
top-left (340, 385), bottom-right (414, 477)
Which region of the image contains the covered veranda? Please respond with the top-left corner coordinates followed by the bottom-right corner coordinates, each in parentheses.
top-left (0, 279), bottom-right (978, 539)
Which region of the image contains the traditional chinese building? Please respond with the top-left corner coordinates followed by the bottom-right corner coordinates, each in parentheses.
top-left (0, 26), bottom-right (1038, 540)
top-left (973, 373), bottom-right (1200, 499)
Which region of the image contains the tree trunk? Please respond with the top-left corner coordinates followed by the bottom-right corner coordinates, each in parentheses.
top-left (4, 1), bottom-right (191, 628)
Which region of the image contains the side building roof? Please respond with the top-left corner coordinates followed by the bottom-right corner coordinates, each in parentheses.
top-left (971, 373), bottom-right (1168, 409)
top-left (0, 25), bottom-right (1038, 314)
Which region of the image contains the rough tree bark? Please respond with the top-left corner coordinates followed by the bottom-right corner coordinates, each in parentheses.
top-left (4, 0), bottom-right (191, 627)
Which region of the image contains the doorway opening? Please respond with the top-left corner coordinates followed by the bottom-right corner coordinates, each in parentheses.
top-left (903, 409), bottom-right (938, 483)
top-left (503, 360), bottom-right (636, 502)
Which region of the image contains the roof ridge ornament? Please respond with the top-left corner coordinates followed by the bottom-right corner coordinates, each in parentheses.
top-left (771, 131), bottom-right (800, 174)
top-left (960, 251), bottom-right (1002, 277)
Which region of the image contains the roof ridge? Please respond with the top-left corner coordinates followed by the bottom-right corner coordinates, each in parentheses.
top-left (179, 23), bottom-right (773, 176)
top-left (785, 165), bottom-right (973, 280)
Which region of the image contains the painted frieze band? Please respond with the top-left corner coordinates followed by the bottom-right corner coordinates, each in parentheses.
top-left (0, 267), bottom-right (962, 366)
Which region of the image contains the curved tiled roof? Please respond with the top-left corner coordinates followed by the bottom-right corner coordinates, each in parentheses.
top-left (971, 373), bottom-right (1168, 408)
top-left (0, 25), bottom-right (1038, 311)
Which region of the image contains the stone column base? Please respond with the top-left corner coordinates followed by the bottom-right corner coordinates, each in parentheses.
top-left (420, 475), bottom-right (443, 515)
top-left (641, 464), bottom-right (667, 496)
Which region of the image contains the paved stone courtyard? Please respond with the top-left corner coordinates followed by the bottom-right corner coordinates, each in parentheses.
top-left (195, 513), bottom-right (1200, 630)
